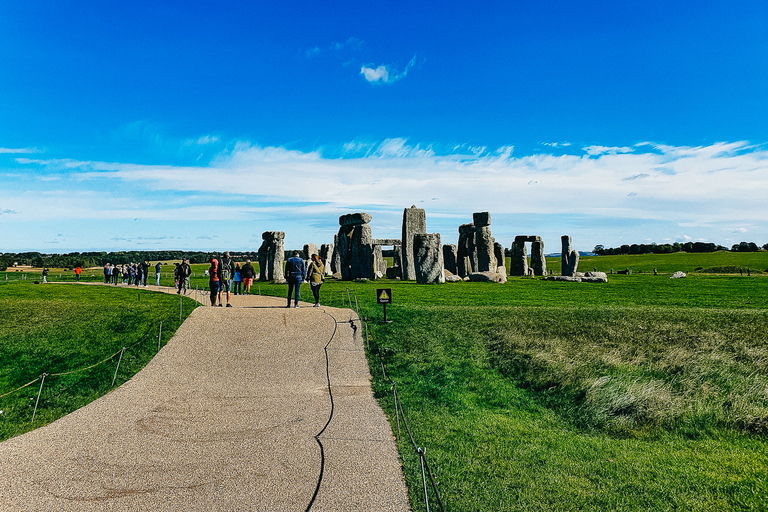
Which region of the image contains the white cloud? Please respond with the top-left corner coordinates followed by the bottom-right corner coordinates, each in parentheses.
top-left (360, 55), bottom-right (417, 84)
top-left (0, 147), bottom-right (40, 154)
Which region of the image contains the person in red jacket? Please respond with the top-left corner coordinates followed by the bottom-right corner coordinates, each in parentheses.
top-left (209, 258), bottom-right (219, 306)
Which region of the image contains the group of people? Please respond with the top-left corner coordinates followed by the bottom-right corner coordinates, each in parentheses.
top-left (89, 251), bottom-right (326, 309)
top-left (284, 251), bottom-right (325, 308)
top-left (102, 261), bottom-right (152, 286)
top-left (201, 251), bottom-right (325, 308)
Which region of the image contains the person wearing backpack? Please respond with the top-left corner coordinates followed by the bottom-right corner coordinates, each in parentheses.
top-left (218, 251), bottom-right (234, 307)
top-left (178, 258), bottom-right (191, 295)
top-left (285, 251), bottom-right (305, 308)
top-left (240, 259), bottom-right (255, 294)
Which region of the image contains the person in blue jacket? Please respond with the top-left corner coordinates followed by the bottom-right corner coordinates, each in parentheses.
top-left (285, 251), bottom-right (305, 308)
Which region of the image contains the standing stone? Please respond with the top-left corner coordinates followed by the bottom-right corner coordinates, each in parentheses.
top-left (473, 212), bottom-right (496, 273)
top-left (531, 240), bottom-right (547, 276)
top-left (319, 243), bottom-right (334, 276)
top-left (457, 223), bottom-right (476, 277)
top-left (509, 240), bottom-right (528, 276)
top-left (350, 223), bottom-right (374, 280)
top-left (443, 244), bottom-right (458, 275)
top-left (414, 233), bottom-right (445, 284)
top-left (392, 245), bottom-right (403, 270)
top-left (258, 231), bottom-right (285, 282)
top-left (494, 242), bottom-right (505, 275)
top-left (303, 243), bottom-right (318, 260)
top-left (561, 235), bottom-right (579, 276)
top-left (331, 234), bottom-right (341, 275)
top-left (401, 206), bottom-right (426, 281)
top-left (373, 245), bottom-right (385, 279)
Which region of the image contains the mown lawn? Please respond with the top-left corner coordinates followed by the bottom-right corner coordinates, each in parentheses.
top-left (0, 282), bottom-right (198, 441)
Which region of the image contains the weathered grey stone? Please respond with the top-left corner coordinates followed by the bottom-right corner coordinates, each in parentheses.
top-left (303, 243), bottom-right (318, 260)
top-left (331, 234), bottom-right (341, 274)
top-left (386, 266), bottom-right (402, 279)
top-left (531, 240), bottom-right (547, 276)
top-left (475, 226), bottom-right (496, 272)
top-left (496, 266), bottom-right (508, 284)
top-left (319, 243), bottom-right (334, 276)
top-left (494, 242), bottom-right (505, 274)
top-left (392, 245), bottom-right (402, 270)
top-left (373, 245), bottom-right (385, 280)
top-left (546, 275), bottom-right (582, 282)
top-left (262, 231), bottom-right (285, 240)
top-left (582, 276), bottom-right (608, 283)
top-left (413, 233), bottom-right (445, 284)
top-left (468, 271), bottom-right (501, 283)
top-left (401, 206), bottom-right (426, 281)
top-left (473, 211), bottom-right (491, 227)
top-left (339, 212), bottom-right (372, 226)
top-left (372, 239), bottom-right (401, 246)
top-left (561, 235), bottom-right (579, 276)
top-left (509, 241), bottom-right (528, 276)
top-left (457, 223), bottom-right (475, 277)
top-left (258, 231), bottom-right (286, 282)
top-left (443, 244), bottom-right (458, 275)
top-left (444, 270), bottom-right (463, 282)
top-left (350, 223), bottom-right (374, 280)
top-left (514, 235), bottom-right (541, 243)
top-left (585, 271), bottom-right (607, 279)
top-left (670, 271), bottom-right (687, 279)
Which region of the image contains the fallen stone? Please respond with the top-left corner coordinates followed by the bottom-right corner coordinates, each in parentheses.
top-left (670, 271), bottom-right (687, 279)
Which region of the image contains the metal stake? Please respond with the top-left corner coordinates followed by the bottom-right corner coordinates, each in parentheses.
top-left (158, 321), bottom-right (163, 352)
top-left (354, 289), bottom-right (360, 315)
top-left (31, 373), bottom-right (48, 423)
top-left (179, 294), bottom-right (183, 321)
top-left (112, 347), bottom-right (127, 386)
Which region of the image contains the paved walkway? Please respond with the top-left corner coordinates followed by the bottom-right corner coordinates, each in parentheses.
top-left (0, 287), bottom-right (411, 511)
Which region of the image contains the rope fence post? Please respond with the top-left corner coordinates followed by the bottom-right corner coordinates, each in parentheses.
top-left (419, 447), bottom-right (430, 512)
top-left (31, 373), bottom-right (48, 423)
top-left (112, 347), bottom-right (127, 386)
top-left (158, 321), bottom-right (163, 352)
top-left (179, 294), bottom-right (183, 322)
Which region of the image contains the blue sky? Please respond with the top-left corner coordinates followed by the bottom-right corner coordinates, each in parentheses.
top-left (2, 1), bottom-right (767, 253)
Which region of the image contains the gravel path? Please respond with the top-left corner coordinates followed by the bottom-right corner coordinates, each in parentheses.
top-left (0, 286), bottom-right (411, 511)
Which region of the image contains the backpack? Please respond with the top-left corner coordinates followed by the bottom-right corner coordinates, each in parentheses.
top-left (221, 259), bottom-right (232, 281)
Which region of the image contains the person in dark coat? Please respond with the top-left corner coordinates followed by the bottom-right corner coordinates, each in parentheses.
top-left (285, 251), bottom-right (305, 308)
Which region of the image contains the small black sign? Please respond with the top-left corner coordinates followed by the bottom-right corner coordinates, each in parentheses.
top-left (376, 288), bottom-right (392, 304)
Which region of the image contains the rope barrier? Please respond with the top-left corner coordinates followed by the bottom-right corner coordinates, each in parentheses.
top-left (356, 297), bottom-right (445, 512)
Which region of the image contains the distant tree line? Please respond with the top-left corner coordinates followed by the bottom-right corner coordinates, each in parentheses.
top-left (593, 241), bottom-right (765, 256)
top-left (0, 251), bottom-right (262, 271)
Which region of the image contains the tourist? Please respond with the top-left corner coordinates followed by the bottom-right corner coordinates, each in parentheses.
top-left (141, 260), bottom-right (150, 287)
top-left (233, 263), bottom-right (242, 295)
top-left (112, 264), bottom-right (120, 285)
top-left (285, 251), bottom-right (305, 308)
top-left (74, 266), bottom-right (81, 282)
top-left (178, 258), bottom-right (191, 294)
top-left (209, 257), bottom-right (220, 306)
top-left (306, 253), bottom-right (325, 307)
top-left (103, 263), bottom-right (110, 284)
top-left (218, 251), bottom-right (234, 307)
top-left (240, 259), bottom-right (255, 294)
top-left (155, 261), bottom-right (162, 286)
top-left (42, 267), bottom-right (48, 284)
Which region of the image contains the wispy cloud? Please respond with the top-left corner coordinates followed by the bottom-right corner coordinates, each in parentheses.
top-left (0, 147), bottom-right (41, 154)
top-left (361, 55), bottom-right (417, 84)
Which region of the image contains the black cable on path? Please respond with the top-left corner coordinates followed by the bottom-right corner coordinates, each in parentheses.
top-left (304, 307), bottom-right (339, 512)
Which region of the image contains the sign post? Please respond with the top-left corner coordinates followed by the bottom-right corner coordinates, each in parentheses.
top-left (376, 288), bottom-right (393, 323)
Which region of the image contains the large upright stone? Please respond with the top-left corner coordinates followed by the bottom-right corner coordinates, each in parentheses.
top-left (494, 242), bottom-right (505, 274)
top-left (258, 231), bottom-right (285, 282)
top-left (509, 240), bottom-right (528, 276)
top-left (474, 212), bottom-right (496, 272)
top-left (303, 243), bottom-right (318, 260)
top-left (319, 243), bottom-right (334, 276)
top-left (350, 223), bottom-right (374, 279)
top-left (561, 235), bottom-right (579, 276)
top-left (443, 244), bottom-right (458, 275)
top-left (401, 206), bottom-right (426, 281)
top-left (531, 240), bottom-right (547, 276)
top-left (457, 223), bottom-right (476, 277)
top-left (414, 233), bottom-right (445, 284)
top-left (331, 234), bottom-right (341, 274)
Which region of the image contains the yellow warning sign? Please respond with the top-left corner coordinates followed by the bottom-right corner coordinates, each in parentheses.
top-left (376, 288), bottom-right (392, 304)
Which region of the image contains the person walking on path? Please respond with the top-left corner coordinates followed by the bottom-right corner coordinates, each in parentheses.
top-left (178, 258), bottom-right (191, 295)
top-left (141, 261), bottom-right (150, 287)
top-left (233, 263), bottom-right (242, 295)
top-left (218, 252), bottom-right (234, 307)
top-left (240, 259), bottom-right (255, 294)
top-left (103, 263), bottom-right (110, 284)
top-left (306, 253), bottom-right (325, 307)
top-left (209, 258), bottom-right (220, 306)
top-left (155, 261), bottom-right (162, 286)
top-left (285, 251), bottom-right (305, 308)
top-left (42, 267), bottom-right (48, 284)
top-left (74, 266), bottom-right (81, 282)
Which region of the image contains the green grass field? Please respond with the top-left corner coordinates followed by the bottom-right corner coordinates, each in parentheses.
top-left (2, 251), bottom-right (767, 510)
